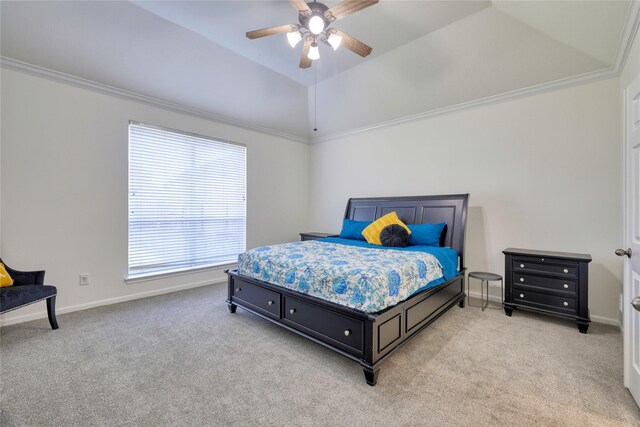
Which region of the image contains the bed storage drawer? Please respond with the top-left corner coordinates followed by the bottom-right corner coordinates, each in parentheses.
top-left (231, 280), bottom-right (280, 319)
top-left (283, 296), bottom-right (364, 355)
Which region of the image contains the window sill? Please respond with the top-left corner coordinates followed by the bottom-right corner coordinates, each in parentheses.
top-left (125, 262), bottom-right (236, 284)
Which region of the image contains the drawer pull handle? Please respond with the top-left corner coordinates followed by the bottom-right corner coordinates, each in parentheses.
top-left (541, 258), bottom-right (544, 261)
top-left (520, 293), bottom-right (524, 298)
top-left (268, 300), bottom-right (274, 306)
top-left (563, 284), bottom-right (569, 289)
top-left (563, 302), bottom-right (569, 307)
top-left (563, 269), bottom-right (568, 273)
top-left (520, 264), bottom-right (524, 268)
top-left (520, 278), bottom-right (524, 282)
top-left (344, 329), bottom-right (351, 336)
top-left (290, 308), bottom-right (296, 314)
top-left (236, 288), bottom-right (241, 292)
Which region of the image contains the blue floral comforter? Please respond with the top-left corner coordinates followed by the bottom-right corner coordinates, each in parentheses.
top-left (237, 239), bottom-right (459, 313)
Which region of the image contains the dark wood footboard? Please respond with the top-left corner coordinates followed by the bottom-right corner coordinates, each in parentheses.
top-left (226, 269), bottom-right (466, 385)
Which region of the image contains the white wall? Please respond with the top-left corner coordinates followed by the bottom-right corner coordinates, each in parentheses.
top-left (310, 77), bottom-right (622, 323)
top-left (1, 47), bottom-right (632, 326)
top-left (0, 68), bottom-right (310, 325)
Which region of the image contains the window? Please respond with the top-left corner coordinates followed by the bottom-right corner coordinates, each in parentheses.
top-left (128, 122), bottom-right (246, 279)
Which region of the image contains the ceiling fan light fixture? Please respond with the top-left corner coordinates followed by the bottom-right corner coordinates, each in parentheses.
top-left (308, 42), bottom-right (320, 60)
top-left (327, 32), bottom-right (342, 51)
top-left (246, 0), bottom-right (378, 69)
top-left (308, 15), bottom-right (325, 35)
top-left (287, 31), bottom-right (302, 48)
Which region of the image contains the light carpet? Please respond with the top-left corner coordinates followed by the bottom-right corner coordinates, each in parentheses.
top-left (1, 282), bottom-right (638, 426)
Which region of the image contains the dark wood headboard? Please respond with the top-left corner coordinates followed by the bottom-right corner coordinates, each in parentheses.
top-left (343, 194), bottom-right (469, 269)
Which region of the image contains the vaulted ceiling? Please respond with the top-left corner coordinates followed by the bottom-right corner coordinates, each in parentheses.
top-left (1, 1), bottom-right (637, 142)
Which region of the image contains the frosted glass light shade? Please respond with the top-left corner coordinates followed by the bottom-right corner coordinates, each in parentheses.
top-left (308, 43), bottom-right (320, 60)
top-left (287, 31), bottom-right (302, 48)
top-left (328, 33), bottom-right (342, 50)
top-left (309, 16), bottom-right (325, 35)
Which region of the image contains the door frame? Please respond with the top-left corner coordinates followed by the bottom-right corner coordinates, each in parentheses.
top-left (622, 71), bottom-right (640, 406)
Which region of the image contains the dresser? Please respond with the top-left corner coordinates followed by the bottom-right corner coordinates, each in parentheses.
top-left (503, 248), bottom-right (591, 333)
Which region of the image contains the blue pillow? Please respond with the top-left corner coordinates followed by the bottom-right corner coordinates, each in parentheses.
top-left (408, 223), bottom-right (446, 246)
top-left (339, 219), bottom-right (371, 241)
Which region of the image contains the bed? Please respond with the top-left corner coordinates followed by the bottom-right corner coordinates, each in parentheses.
top-left (226, 194), bottom-right (469, 385)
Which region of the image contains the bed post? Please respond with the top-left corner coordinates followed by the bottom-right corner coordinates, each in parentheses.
top-left (362, 366), bottom-right (379, 386)
top-left (225, 270), bottom-right (237, 313)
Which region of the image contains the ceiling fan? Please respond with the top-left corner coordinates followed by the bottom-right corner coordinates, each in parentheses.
top-left (246, 0), bottom-right (378, 69)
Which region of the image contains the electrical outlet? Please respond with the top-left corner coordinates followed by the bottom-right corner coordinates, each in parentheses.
top-left (79, 274), bottom-right (90, 286)
top-left (620, 293), bottom-right (624, 312)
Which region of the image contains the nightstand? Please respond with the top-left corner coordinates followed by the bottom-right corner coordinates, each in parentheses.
top-left (300, 232), bottom-right (338, 241)
top-left (503, 248), bottom-right (591, 333)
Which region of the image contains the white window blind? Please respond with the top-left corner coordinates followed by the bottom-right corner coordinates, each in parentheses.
top-left (128, 122), bottom-right (246, 278)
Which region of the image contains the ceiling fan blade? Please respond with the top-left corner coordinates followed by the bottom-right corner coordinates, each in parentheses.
top-left (299, 38), bottom-right (312, 69)
top-left (324, 0), bottom-right (378, 22)
top-left (332, 29), bottom-right (372, 57)
top-left (246, 24), bottom-right (299, 40)
top-left (289, 0), bottom-right (312, 16)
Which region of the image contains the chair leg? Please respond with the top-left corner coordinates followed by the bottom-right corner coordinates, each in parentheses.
top-left (46, 296), bottom-right (59, 330)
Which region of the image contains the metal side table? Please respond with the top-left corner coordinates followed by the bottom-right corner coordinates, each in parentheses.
top-left (468, 271), bottom-right (503, 311)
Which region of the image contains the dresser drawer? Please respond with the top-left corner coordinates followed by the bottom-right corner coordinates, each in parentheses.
top-left (512, 273), bottom-right (576, 294)
top-left (283, 296), bottom-right (363, 354)
top-left (232, 281), bottom-right (280, 318)
top-left (513, 258), bottom-right (577, 277)
top-left (513, 288), bottom-right (576, 312)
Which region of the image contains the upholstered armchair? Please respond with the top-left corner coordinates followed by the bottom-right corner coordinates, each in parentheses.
top-left (0, 258), bottom-right (58, 329)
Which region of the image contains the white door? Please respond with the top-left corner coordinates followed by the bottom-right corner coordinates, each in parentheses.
top-left (622, 71), bottom-right (640, 407)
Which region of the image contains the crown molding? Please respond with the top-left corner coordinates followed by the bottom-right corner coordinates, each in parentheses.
top-left (310, 66), bottom-right (618, 143)
top-left (311, 2), bottom-right (640, 144)
top-left (0, 57), bottom-right (310, 144)
top-left (614, 0), bottom-right (640, 73)
top-left (2, 1), bottom-right (638, 147)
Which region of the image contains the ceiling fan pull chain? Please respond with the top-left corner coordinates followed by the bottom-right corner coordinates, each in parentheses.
top-left (314, 65), bottom-right (318, 132)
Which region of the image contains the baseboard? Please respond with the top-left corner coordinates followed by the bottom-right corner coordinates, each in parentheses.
top-left (0, 277), bottom-right (226, 327)
top-left (590, 315), bottom-right (622, 327)
top-left (466, 290), bottom-right (621, 326)
top-left (467, 290), bottom-right (504, 304)
top-left (3, 282), bottom-right (622, 328)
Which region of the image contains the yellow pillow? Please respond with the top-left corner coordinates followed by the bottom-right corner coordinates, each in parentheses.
top-left (0, 263), bottom-right (14, 287)
top-left (362, 212), bottom-right (411, 245)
